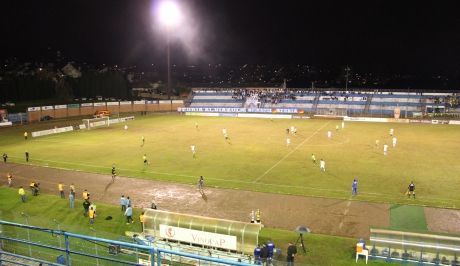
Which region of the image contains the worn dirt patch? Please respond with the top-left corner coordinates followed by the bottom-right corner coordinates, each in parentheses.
top-left (425, 207), bottom-right (460, 234)
top-left (1, 163), bottom-right (390, 238)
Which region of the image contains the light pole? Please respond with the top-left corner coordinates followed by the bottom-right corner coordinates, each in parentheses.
top-left (157, 0), bottom-right (182, 99)
top-left (345, 66), bottom-right (351, 91)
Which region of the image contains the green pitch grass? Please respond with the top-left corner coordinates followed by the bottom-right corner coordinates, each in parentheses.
top-left (1, 113), bottom-right (460, 207)
top-left (0, 188), bottom-right (392, 266)
top-left (390, 204), bottom-right (427, 231)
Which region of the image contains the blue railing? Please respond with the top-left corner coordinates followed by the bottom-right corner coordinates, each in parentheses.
top-left (0, 220), bottom-right (253, 266)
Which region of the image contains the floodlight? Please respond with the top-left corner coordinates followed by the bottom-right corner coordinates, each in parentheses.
top-left (158, 1), bottom-right (181, 27)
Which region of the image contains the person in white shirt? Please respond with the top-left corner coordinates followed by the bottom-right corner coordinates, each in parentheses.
top-left (341, 121), bottom-right (345, 129)
top-left (327, 131), bottom-right (332, 139)
top-left (392, 137), bottom-right (397, 148)
top-left (320, 159), bottom-right (326, 171)
top-left (191, 145), bottom-right (196, 158)
top-left (124, 124), bottom-right (128, 130)
top-left (222, 128), bottom-right (229, 140)
top-left (286, 138), bottom-right (291, 147)
top-left (383, 144), bottom-right (388, 155)
top-left (389, 128), bottom-right (394, 136)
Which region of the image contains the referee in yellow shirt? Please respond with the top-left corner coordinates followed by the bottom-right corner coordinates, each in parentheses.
top-left (18, 186), bottom-right (26, 202)
top-left (58, 182), bottom-right (65, 199)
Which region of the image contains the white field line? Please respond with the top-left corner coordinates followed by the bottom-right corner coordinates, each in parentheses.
top-left (339, 196), bottom-right (353, 229)
top-left (253, 122), bottom-right (330, 183)
top-left (4, 156), bottom-right (459, 206)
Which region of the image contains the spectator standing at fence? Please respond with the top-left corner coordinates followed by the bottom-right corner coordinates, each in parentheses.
top-left (254, 245), bottom-right (262, 265)
top-left (89, 206), bottom-right (96, 224)
top-left (70, 183), bottom-right (75, 196)
top-left (2, 153), bottom-right (7, 163)
top-left (125, 205), bottom-right (133, 224)
top-left (58, 182), bottom-right (65, 199)
top-left (25, 151), bottom-right (29, 162)
top-left (69, 191), bottom-right (75, 209)
top-left (267, 240), bottom-right (275, 265)
top-left (139, 212), bottom-right (145, 231)
top-left (18, 186), bottom-right (26, 203)
top-left (83, 199), bottom-right (91, 217)
top-left (82, 189), bottom-right (90, 200)
top-left (24, 131), bottom-right (28, 140)
top-left (287, 242), bottom-right (297, 266)
top-left (120, 195), bottom-right (127, 211)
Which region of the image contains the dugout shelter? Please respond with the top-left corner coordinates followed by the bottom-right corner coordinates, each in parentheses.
top-left (369, 227), bottom-right (460, 265)
top-left (142, 209), bottom-right (262, 254)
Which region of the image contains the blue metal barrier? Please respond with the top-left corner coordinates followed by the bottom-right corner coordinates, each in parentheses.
top-left (0, 220), bottom-right (253, 266)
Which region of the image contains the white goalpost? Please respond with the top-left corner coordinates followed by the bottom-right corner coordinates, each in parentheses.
top-left (82, 116), bottom-right (110, 130)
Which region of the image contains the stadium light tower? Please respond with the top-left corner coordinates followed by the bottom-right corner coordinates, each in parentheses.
top-left (157, 0), bottom-right (182, 99)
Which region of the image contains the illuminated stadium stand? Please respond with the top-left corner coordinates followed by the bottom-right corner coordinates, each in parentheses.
top-left (188, 88), bottom-right (454, 117)
top-left (369, 227), bottom-right (460, 265)
top-left (0, 219), bottom-right (255, 266)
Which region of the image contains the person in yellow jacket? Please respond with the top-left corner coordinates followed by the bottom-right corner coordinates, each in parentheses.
top-left (82, 189), bottom-right (90, 200)
top-left (139, 212), bottom-right (145, 232)
top-left (24, 131), bottom-right (28, 140)
top-left (89, 206), bottom-right (96, 224)
top-left (18, 186), bottom-right (26, 202)
top-left (58, 183), bottom-right (65, 199)
top-left (256, 209), bottom-right (261, 223)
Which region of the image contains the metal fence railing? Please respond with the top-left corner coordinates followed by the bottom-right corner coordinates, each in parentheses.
top-left (0, 220), bottom-right (253, 266)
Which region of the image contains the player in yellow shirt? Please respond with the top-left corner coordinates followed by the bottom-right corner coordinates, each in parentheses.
top-left (82, 189), bottom-right (90, 200)
top-left (58, 183), bottom-right (65, 199)
top-left (139, 212), bottom-right (145, 232)
top-left (88, 206), bottom-right (96, 224)
top-left (18, 186), bottom-right (26, 202)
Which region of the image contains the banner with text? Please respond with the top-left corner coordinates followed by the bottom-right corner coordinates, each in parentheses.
top-left (159, 224), bottom-right (237, 250)
top-left (178, 107), bottom-right (301, 114)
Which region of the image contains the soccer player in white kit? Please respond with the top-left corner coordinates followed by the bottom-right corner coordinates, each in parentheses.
top-left (327, 131), bottom-right (332, 139)
top-left (222, 128), bottom-right (228, 139)
top-left (383, 144), bottom-right (388, 155)
top-left (286, 138), bottom-right (291, 147)
top-left (392, 137), bottom-right (397, 147)
top-left (290, 126), bottom-right (295, 135)
top-left (341, 121), bottom-right (345, 129)
top-left (124, 124), bottom-right (128, 130)
top-left (320, 159), bottom-right (326, 171)
top-left (191, 145), bottom-right (196, 158)
top-left (389, 128), bottom-right (394, 136)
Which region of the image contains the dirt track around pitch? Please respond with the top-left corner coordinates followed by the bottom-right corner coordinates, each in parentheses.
top-left (2, 162), bottom-right (392, 238)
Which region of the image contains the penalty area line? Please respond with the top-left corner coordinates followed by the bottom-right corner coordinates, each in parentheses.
top-left (253, 121), bottom-right (330, 183)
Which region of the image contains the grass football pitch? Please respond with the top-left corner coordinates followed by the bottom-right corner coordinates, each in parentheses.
top-left (1, 113), bottom-right (459, 207)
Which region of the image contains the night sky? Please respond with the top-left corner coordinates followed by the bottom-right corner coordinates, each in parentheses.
top-left (2, 0), bottom-right (460, 74)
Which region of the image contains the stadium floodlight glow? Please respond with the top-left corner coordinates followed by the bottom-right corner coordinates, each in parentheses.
top-left (158, 0), bottom-right (182, 27)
